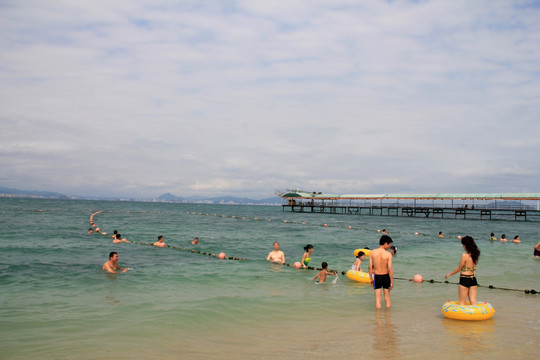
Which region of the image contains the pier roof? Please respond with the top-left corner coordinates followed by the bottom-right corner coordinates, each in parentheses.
top-left (276, 191), bottom-right (540, 201)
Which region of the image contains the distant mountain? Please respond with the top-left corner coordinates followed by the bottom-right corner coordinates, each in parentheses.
top-left (0, 186), bottom-right (280, 204)
top-left (156, 192), bottom-right (184, 202)
top-left (0, 186), bottom-right (71, 199)
top-left (155, 193), bottom-right (281, 205)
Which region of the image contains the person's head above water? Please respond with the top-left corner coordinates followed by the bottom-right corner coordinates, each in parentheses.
top-left (380, 235), bottom-right (393, 245)
top-left (304, 244), bottom-right (313, 252)
top-left (321, 262), bottom-right (328, 269)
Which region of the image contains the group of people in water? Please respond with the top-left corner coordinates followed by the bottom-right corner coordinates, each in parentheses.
top-left (266, 233), bottom-right (491, 310)
top-left (93, 212), bottom-right (535, 309)
top-left (489, 232), bottom-right (521, 243)
top-left (266, 236), bottom-right (396, 309)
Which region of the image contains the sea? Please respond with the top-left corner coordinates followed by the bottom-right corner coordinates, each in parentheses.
top-left (0, 198), bottom-right (539, 359)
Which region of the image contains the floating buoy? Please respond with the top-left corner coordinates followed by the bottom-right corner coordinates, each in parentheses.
top-left (323, 224), bottom-right (327, 227)
top-left (293, 262), bottom-right (302, 269)
top-left (348, 226), bottom-right (352, 229)
top-left (413, 274), bottom-right (423, 283)
top-left (415, 232), bottom-right (419, 235)
top-left (346, 270), bottom-right (371, 283)
top-left (441, 301), bottom-right (495, 320)
top-left (218, 252), bottom-right (226, 259)
top-left (353, 248), bottom-right (371, 257)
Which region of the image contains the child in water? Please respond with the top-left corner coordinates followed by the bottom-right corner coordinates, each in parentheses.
top-left (301, 244), bottom-right (313, 268)
top-left (351, 251), bottom-right (365, 272)
top-left (313, 262), bottom-right (337, 283)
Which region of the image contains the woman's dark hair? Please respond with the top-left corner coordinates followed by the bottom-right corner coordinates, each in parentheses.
top-left (356, 251), bottom-right (365, 258)
top-left (461, 236), bottom-right (480, 264)
top-left (304, 244), bottom-right (313, 252)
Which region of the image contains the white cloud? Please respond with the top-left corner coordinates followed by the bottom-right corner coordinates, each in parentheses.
top-left (1, 0), bottom-right (539, 198)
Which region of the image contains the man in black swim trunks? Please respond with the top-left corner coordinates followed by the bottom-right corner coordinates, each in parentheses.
top-left (369, 235), bottom-right (394, 309)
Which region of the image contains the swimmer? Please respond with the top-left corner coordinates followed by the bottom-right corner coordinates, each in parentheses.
top-left (191, 237), bottom-right (199, 245)
top-left (113, 233), bottom-right (129, 244)
top-left (390, 246), bottom-right (397, 256)
top-left (301, 244), bottom-right (314, 268)
top-left (352, 251), bottom-right (365, 272)
top-left (534, 241), bottom-right (540, 258)
top-left (111, 230), bottom-right (118, 239)
top-left (438, 232), bottom-right (444, 238)
top-left (512, 235), bottom-right (521, 244)
top-left (102, 251), bottom-right (129, 273)
top-left (153, 235), bottom-right (166, 247)
top-left (88, 228), bottom-right (94, 234)
top-left (445, 236), bottom-right (480, 305)
top-left (266, 241), bottom-right (285, 264)
top-left (489, 232), bottom-right (497, 241)
top-left (369, 235), bottom-right (394, 309)
top-left (382, 229), bottom-right (388, 234)
top-left (313, 262), bottom-right (337, 283)
top-left (500, 234), bottom-right (508, 242)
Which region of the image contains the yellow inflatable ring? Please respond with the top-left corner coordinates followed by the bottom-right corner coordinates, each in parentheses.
top-left (353, 248), bottom-right (370, 257)
top-left (346, 270), bottom-right (372, 283)
top-left (441, 301), bottom-right (495, 321)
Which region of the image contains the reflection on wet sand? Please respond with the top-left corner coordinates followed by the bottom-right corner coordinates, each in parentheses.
top-left (442, 317), bottom-right (495, 355)
top-left (372, 310), bottom-right (399, 359)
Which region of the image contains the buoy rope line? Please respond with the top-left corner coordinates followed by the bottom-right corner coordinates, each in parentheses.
top-left (389, 276), bottom-right (538, 295)
top-left (91, 211), bottom-right (538, 294)
top-left (185, 211), bottom-right (482, 240)
top-left (89, 211), bottom-right (246, 261)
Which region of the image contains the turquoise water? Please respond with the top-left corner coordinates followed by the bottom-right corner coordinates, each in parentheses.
top-left (0, 198), bottom-right (539, 359)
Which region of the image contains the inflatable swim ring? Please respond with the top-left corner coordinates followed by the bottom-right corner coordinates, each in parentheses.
top-left (346, 270), bottom-right (371, 283)
top-left (441, 301), bottom-right (495, 321)
top-left (353, 248), bottom-right (371, 257)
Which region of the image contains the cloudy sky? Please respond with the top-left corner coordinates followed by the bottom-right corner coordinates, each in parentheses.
top-left (1, 0), bottom-right (539, 199)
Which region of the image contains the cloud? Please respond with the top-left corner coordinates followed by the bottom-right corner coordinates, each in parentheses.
top-left (1, 0), bottom-right (539, 198)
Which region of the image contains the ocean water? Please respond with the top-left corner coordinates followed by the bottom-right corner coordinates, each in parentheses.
top-left (0, 198), bottom-right (539, 359)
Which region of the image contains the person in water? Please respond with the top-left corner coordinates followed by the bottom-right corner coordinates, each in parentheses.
top-left (369, 235), bottom-right (394, 309)
top-left (390, 246), bottom-right (397, 256)
top-left (512, 235), bottom-right (521, 243)
top-left (438, 232), bottom-right (444, 238)
top-left (113, 233), bottom-right (129, 243)
top-left (111, 230), bottom-right (118, 239)
top-left (489, 232), bottom-right (497, 241)
top-left (301, 244), bottom-right (313, 268)
top-left (102, 252), bottom-right (129, 273)
top-left (500, 234), bottom-right (508, 242)
top-left (191, 237), bottom-right (199, 244)
top-left (534, 241), bottom-right (540, 258)
top-left (445, 236), bottom-right (480, 305)
top-left (153, 235), bottom-right (166, 247)
top-left (352, 251), bottom-right (365, 272)
top-left (313, 262), bottom-right (337, 283)
top-left (88, 228), bottom-right (94, 234)
top-left (266, 241), bottom-right (285, 264)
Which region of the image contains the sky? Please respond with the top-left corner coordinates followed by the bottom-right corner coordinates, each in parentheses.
top-left (1, 0), bottom-right (540, 199)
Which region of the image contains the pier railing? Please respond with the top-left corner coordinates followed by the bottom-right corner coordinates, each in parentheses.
top-left (281, 201), bottom-right (539, 221)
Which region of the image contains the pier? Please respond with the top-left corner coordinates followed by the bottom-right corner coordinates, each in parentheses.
top-left (276, 191), bottom-right (540, 221)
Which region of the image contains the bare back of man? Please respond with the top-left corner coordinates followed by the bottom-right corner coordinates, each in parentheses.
top-left (369, 235), bottom-right (394, 309)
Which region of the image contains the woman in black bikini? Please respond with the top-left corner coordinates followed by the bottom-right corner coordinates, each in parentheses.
top-left (445, 236), bottom-right (480, 305)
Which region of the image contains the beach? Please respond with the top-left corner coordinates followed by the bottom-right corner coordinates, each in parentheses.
top-left (0, 198), bottom-right (539, 359)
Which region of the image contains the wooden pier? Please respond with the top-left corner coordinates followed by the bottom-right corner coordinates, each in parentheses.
top-left (281, 204), bottom-right (540, 221)
top-left (276, 191), bottom-right (540, 221)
